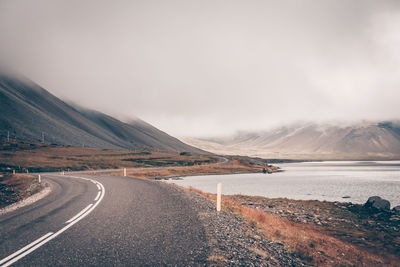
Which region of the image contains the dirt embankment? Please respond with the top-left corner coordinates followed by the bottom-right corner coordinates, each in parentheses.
top-left (0, 173), bottom-right (41, 209)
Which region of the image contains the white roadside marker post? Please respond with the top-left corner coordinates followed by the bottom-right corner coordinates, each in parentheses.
top-left (38, 175), bottom-right (41, 184)
top-left (217, 183), bottom-right (222, 212)
top-left (123, 168), bottom-right (127, 177)
top-left (13, 170), bottom-right (15, 174)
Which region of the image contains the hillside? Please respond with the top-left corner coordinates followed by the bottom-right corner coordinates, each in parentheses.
top-left (0, 70), bottom-right (204, 153)
top-left (183, 122), bottom-right (400, 160)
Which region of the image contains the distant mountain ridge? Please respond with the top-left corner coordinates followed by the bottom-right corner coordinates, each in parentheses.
top-left (0, 70), bottom-right (205, 153)
top-left (183, 121), bottom-right (400, 160)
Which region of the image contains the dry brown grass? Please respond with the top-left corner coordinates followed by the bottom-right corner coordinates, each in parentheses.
top-left (0, 141), bottom-right (219, 172)
top-left (0, 141), bottom-right (271, 178)
top-left (124, 159), bottom-right (262, 178)
top-left (228, 195), bottom-right (400, 261)
top-left (186, 187), bottom-right (397, 267)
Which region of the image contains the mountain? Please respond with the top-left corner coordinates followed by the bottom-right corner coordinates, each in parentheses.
top-left (0, 70), bottom-right (205, 153)
top-left (183, 122), bottom-right (400, 160)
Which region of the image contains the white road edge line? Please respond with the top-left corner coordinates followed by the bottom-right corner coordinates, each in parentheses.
top-left (0, 175), bottom-right (105, 267)
top-left (94, 191), bottom-right (101, 201)
top-left (65, 204), bottom-right (93, 224)
top-left (0, 232), bottom-right (54, 266)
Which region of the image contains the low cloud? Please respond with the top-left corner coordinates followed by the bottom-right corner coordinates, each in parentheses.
top-left (1, 0), bottom-right (399, 137)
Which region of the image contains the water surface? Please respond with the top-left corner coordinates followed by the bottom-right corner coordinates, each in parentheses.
top-left (167, 161), bottom-right (400, 207)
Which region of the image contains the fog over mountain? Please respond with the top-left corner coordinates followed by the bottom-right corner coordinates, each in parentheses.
top-left (183, 121), bottom-right (400, 160)
top-left (1, 1), bottom-right (400, 137)
top-left (0, 70), bottom-right (205, 153)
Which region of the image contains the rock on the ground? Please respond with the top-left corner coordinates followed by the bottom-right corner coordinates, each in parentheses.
top-left (392, 205), bottom-right (400, 214)
top-left (364, 196), bottom-right (391, 212)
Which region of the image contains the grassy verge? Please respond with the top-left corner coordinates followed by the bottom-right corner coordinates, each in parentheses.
top-left (122, 158), bottom-right (271, 178)
top-left (0, 140), bottom-right (220, 172)
top-left (185, 188), bottom-right (399, 267)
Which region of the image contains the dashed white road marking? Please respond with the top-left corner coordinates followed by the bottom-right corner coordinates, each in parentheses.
top-left (0, 175), bottom-right (105, 267)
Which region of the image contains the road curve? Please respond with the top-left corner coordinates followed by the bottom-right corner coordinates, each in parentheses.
top-left (0, 174), bottom-right (208, 266)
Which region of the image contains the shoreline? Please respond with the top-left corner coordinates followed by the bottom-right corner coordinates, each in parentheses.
top-left (153, 169), bottom-right (263, 180)
top-left (164, 160), bottom-right (400, 207)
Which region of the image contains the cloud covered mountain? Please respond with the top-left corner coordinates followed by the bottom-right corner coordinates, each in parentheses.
top-left (0, 70), bottom-right (204, 153)
top-left (183, 122), bottom-right (400, 160)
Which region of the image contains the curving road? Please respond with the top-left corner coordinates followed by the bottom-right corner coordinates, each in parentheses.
top-left (0, 174), bottom-right (208, 266)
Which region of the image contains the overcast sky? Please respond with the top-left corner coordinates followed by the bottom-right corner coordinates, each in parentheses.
top-left (1, 0), bottom-right (399, 137)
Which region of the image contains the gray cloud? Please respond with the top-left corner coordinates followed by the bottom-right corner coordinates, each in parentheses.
top-left (1, 0), bottom-right (399, 137)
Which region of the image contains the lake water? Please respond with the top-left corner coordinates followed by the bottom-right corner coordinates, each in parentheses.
top-left (167, 161), bottom-right (400, 207)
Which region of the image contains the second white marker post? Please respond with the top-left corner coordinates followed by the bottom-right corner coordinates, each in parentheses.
top-left (217, 183), bottom-right (222, 212)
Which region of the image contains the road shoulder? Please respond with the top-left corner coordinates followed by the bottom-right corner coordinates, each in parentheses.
top-left (165, 182), bottom-right (306, 266)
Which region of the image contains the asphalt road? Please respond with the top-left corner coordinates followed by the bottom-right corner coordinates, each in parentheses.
top-left (0, 174), bottom-right (208, 266)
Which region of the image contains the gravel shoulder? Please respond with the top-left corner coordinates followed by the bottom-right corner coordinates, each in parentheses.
top-left (164, 182), bottom-right (306, 266)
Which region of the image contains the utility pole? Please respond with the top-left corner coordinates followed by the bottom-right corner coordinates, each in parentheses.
top-left (42, 132), bottom-right (45, 144)
top-left (7, 131), bottom-right (10, 142)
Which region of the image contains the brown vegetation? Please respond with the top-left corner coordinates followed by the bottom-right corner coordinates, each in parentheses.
top-left (123, 159), bottom-right (265, 178)
top-left (186, 188), bottom-right (398, 267)
top-left (229, 195), bottom-right (400, 261)
top-left (0, 140), bottom-right (219, 172)
top-left (0, 141), bottom-right (275, 177)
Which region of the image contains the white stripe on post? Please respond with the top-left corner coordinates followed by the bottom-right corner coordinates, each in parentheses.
top-left (217, 183), bottom-right (222, 212)
top-left (123, 168), bottom-right (127, 177)
top-left (38, 175), bottom-right (41, 184)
